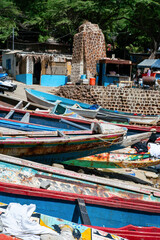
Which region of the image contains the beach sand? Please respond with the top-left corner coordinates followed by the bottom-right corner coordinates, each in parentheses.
top-left (6, 79), bottom-right (59, 101)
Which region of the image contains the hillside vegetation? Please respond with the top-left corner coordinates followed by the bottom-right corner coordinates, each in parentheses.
top-left (0, 0), bottom-right (160, 55)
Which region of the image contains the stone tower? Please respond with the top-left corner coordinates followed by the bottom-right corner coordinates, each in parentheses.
top-left (70, 21), bottom-right (106, 83)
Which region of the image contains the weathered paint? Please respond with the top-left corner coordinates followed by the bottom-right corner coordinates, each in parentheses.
top-left (25, 88), bottom-right (100, 118)
top-left (64, 157), bottom-right (160, 168)
top-left (0, 160), bottom-right (160, 203)
top-left (1, 153), bottom-right (160, 202)
top-left (0, 94), bottom-right (49, 110)
top-left (0, 183), bottom-right (160, 228)
top-left (0, 132), bottom-right (124, 164)
top-left (0, 106), bottom-right (94, 132)
top-left (0, 159), bottom-right (156, 201)
top-left (0, 234), bottom-right (19, 240)
top-left (64, 148), bottom-right (160, 168)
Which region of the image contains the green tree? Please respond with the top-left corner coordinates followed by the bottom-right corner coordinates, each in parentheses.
top-left (116, 0), bottom-right (160, 55)
top-left (35, 0), bottom-right (125, 44)
top-left (0, 0), bottom-right (21, 42)
top-left (1, 0), bottom-right (160, 56)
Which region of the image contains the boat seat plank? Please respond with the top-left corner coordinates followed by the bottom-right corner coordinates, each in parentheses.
top-left (77, 198), bottom-right (91, 225)
top-left (57, 131), bottom-right (67, 138)
top-left (4, 110), bottom-right (15, 119)
top-left (14, 100), bottom-right (23, 109)
top-left (60, 118), bottom-right (89, 130)
top-left (20, 112), bottom-right (30, 123)
top-left (1, 130), bottom-right (58, 137)
top-left (22, 102), bottom-right (30, 110)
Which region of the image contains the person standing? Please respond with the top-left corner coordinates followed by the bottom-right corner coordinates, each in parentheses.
top-left (147, 68), bottom-right (151, 76)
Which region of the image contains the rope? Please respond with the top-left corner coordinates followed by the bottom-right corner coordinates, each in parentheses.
top-left (95, 135), bottom-right (124, 145)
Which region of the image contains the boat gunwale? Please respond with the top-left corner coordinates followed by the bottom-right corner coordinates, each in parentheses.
top-left (0, 181), bottom-right (160, 213)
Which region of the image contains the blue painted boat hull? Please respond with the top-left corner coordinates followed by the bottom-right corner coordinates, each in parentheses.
top-left (25, 88), bottom-right (91, 109)
top-left (0, 190), bottom-right (160, 229)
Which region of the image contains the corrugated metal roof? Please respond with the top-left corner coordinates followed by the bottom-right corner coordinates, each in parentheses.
top-left (137, 59), bottom-right (157, 68)
top-left (151, 59), bottom-right (160, 69)
top-left (5, 50), bottom-right (23, 54)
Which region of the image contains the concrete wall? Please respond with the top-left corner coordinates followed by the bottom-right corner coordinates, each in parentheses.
top-left (57, 85), bottom-right (160, 115)
top-left (16, 74), bottom-right (33, 85)
top-left (41, 75), bottom-right (68, 87)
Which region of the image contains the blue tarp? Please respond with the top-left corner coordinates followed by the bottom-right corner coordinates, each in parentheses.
top-left (137, 59), bottom-right (160, 69)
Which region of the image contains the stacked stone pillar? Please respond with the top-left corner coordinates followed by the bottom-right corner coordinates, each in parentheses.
top-left (71, 21), bottom-right (106, 83)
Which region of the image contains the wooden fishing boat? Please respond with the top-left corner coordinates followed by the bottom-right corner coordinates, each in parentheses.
top-left (0, 130), bottom-right (153, 165)
top-left (98, 108), bottom-right (160, 125)
top-left (0, 105), bottom-right (93, 130)
top-left (2, 153), bottom-right (160, 203)
top-left (0, 202), bottom-right (126, 240)
top-left (25, 88), bottom-right (160, 124)
top-left (1, 157), bottom-right (160, 239)
top-left (1, 203), bottom-right (160, 240)
top-left (25, 88), bottom-right (100, 118)
top-left (90, 225), bottom-right (160, 240)
top-left (0, 93), bottom-right (48, 111)
top-left (0, 117), bottom-right (96, 133)
top-left (0, 179), bottom-right (160, 229)
top-left (0, 105), bottom-right (125, 135)
top-left (0, 126), bottom-right (126, 164)
top-left (115, 122), bottom-right (160, 136)
top-left (0, 105), bottom-right (128, 136)
top-left (0, 106), bottom-right (153, 168)
top-left (64, 147), bottom-right (160, 169)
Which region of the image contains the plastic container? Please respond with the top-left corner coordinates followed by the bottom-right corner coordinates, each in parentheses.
top-left (90, 77), bottom-right (96, 85)
top-left (80, 74), bottom-right (86, 80)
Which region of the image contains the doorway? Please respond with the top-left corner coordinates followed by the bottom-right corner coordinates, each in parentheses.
top-left (33, 60), bottom-right (41, 84)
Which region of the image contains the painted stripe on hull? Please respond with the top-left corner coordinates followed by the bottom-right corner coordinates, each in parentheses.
top-left (0, 188), bottom-right (160, 228)
top-left (0, 134), bottom-right (124, 164)
top-left (63, 158), bottom-right (160, 168)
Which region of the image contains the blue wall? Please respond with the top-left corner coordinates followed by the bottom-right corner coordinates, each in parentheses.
top-left (41, 75), bottom-right (68, 87)
top-left (16, 74), bottom-right (68, 86)
top-left (16, 74), bottom-right (33, 85)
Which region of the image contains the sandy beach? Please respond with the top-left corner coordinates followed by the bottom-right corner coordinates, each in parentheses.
top-left (6, 79), bottom-right (59, 101)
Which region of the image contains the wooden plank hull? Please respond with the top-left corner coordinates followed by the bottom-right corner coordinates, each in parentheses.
top-left (64, 156), bottom-right (160, 168)
top-left (25, 88), bottom-right (91, 109)
top-left (99, 107), bottom-right (159, 119)
top-left (89, 225), bottom-right (160, 240)
top-left (1, 153), bottom-right (160, 203)
top-left (0, 106), bottom-right (93, 131)
top-left (0, 93), bottom-right (48, 110)
top-left (116, 123), bottom-right (160, 134)
top-left (25, 88), bottom-right (99, 118)
top-left (0, 132), bottom-right (125, 164)
top-left (64, 147), bottom-right (160, 168)
top-left (25, 88), bottom-right (160, 123)
top-left (0, 105), bottom-right (124, 135)
top-left (1, 205), bottom-right (160, 240)
top-left (0, 117), bottom-right (89, 133)
top-left (0, 182), bottom-right (160, 228)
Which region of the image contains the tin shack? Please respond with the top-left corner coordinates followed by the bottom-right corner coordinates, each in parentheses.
top-left (2, 50), bottom-right (72, 86)
top-left (97, 58), bottom-right (132, 86)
